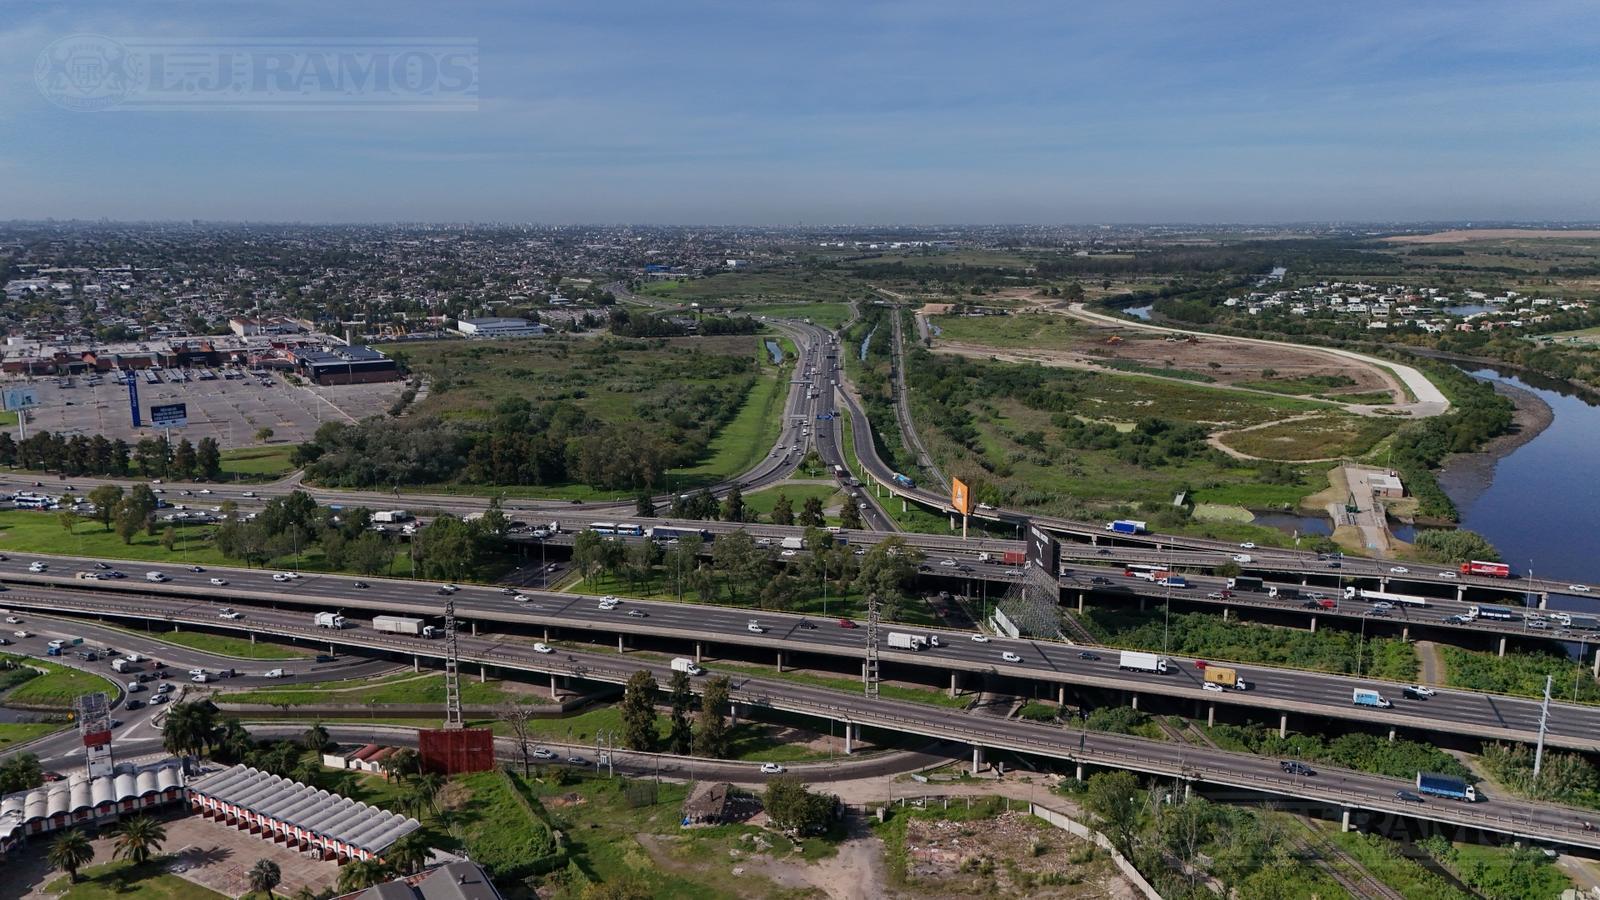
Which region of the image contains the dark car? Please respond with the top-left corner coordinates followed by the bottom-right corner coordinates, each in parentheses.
top-left (1395, 789), bottom-right (1425, 803)
top-left (838, 619), bottom-right (858, 629)
top-left (125, 699), bottom-right (145, 710)
top-left (315, 654), bottom-right (337, 663)
top-left (1090, 576), bottom-right (1112, 585)
top-left (1302, 600), bottom-right (1321, 609)
top-left (1402, 687), bottom-right (1426, 700)
top-left (1327, 561), bottom-right (1342, 569)
top-left (353, 581), bottom-right (369, 588)
top-left (1280, 760), bottom-right (1315, 776)
top-left (797, 621), bottom-right (817, 630)
top-left (1078, 651), bottom-right (1100, 661)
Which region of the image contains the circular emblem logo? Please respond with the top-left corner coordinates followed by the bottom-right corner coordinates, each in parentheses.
top-left (35, 34), bottom-right (141, 111)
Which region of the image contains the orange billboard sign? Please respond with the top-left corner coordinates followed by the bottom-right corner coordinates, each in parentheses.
top-left (951, 478), bottom-right (973, 516)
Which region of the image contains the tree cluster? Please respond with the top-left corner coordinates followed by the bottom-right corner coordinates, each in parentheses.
top-left (0, 430), bottom-right (221, 480)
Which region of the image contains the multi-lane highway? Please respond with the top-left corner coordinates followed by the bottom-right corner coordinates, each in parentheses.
top-left (0, 555), bottom-right (1597, 752)
top-left (9, 587), bottom-right (1600, 851)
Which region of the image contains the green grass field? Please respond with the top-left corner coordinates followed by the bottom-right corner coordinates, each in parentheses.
top-left (568, 568), bottom-right (942, 626)
top-left (930, 311), bottom-right (1084, 349)
top-left (742, 481), bottom-right (846, 525)
top-left (667, 361), bottom-right (787, 489)
top-left (218, 445), bottom-right (297, 479)
top-left (745, 302), bottom-right (853, 328)
top-left (0, 721), bottom-right (68, 746)
top-left (122, 627), bottom-right (308, 660)
top-left (47, 858), bottom-right (228, 900)
top-left (1218, 414), bottom-right (1397, 461)
top-left (223, 672), bottom-right (526, 707)
top-left (1, 654), bottom-right (120, 708)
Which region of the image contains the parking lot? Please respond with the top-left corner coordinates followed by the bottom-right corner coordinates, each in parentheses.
top-left (6, 369), bottom-right (404, 449)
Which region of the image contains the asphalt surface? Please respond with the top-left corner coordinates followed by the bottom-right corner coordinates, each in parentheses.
top-left (7, 590), bottom-right (1599, 850)
top-left (1, 562), bottom-right (1597, 752)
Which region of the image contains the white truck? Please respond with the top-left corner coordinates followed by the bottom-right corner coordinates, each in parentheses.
top-left (372, 615), bottom-right (439, 638)
top-left (1117, 650), bottom-right (1169, 674)
top-left (111, 658), bottom-right (132, 673)
top-left (671, 657), bottom-right (704, 676)
top-left (373, 510), bottom-right (411, 524)
top-left (780, 536), bottom-right (804, 550)
top-left (886, 632), bottom-right (929, 651)
top-left (314, 612), bottom-right (347, 630)
top-left (145, 571), bottom-right (168, 583)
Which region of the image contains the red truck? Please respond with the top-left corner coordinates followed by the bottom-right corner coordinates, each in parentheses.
top-left (982, 550), bottom-right (1027, 565)
top-left (1461, 560), bottom-right (1511, 578)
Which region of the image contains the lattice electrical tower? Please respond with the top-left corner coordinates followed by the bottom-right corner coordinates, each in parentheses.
top-left (864, 592), bottom-right (881, 698)
top-left (442, 597), bottom-right (463, 729)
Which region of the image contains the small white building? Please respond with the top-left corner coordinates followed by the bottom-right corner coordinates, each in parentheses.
top-left (455, 317), bottom-right (549, 339)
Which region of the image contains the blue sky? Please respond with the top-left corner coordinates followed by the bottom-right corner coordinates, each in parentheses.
top-left (3, 1), bottom-right (1599, 224)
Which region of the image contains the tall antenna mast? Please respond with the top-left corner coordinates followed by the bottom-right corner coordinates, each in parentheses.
top-left (865, 592), bottom-right (881, 699)
top-left (443, 596), bottom-right (463, 730)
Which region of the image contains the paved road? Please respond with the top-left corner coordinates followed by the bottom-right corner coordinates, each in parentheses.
top-left (1, 566), bottom-right (1598, 752)
top-left (10, 590), bottom-right (1600, 851)
top-left (0, 616), bottom-right (395, 769)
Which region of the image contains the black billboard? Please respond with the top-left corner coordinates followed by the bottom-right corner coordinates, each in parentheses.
top-left (1027, 523), bottom-right (1060, 574)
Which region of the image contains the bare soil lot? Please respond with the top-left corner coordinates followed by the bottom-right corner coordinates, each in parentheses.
top-left (5, 371), bottom-right (403, 449)
top-left (901, 810), bottom-right (1124, 898)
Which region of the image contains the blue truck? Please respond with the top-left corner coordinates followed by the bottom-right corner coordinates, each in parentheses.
top-left (1106, 519), bottom-right (1147, 535)
top-left (647, 526), bottom-right (713, 543)
top-left (891, 472), bottom-right (915, 488)
top-left (1352, 688), bottom-right (1392, 709)
top-left (1416, 772), bottom-right (1477, 802)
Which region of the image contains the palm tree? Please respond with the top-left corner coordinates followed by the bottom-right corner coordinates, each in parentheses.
top-left (411, 772), bottom-right (444, 815)
top-left (113, 816), bottom-right (166, 866)
top-left (334, 772), bottom-right (361, 798)
top-left (302, 722), bottom-right (330, 754)
top-left (381, 748), bottom-right (420, 782)
top-left (384, 831), bottom-right (431, 876)
top-left (336, 858), bottom-right (391, 893)
top-left (217, 719), bottom-right (254, 762)
top-left (248, 858), bottom-right (282, 898)
top-left (47, 830), bottom-right (94, 883)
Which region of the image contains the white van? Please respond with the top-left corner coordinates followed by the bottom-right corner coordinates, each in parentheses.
top-left (145, 571), bottom-right (167, 583)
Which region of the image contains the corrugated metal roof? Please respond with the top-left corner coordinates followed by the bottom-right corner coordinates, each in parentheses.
top-left (189, 765), bottom-right (420, 854)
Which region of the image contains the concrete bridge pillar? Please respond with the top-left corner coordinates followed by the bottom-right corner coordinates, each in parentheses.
top-left (730, 703), bottom-right (739, 726)
top-left (479, 665), bottom-right (487, 683)
top-left (1076, 762), bottom-right (1085, 781)
top-left (1207, 704), bottom-right (1215, 727)
top-left (250, 633), bottom-right (256, 645)
top-left (1379, 578), bottom-right (1388, 591)
top-left (776, 651), bottom-right (785, 673)
top-left (1279, 713), bottom-right (1288, 739)
top-left (1184, 782), bottom-right (1193, 800)
top-left (550, 674), bottom-right (560, 700)
top-left (949, 671), bottom-right (959, 698)
top-left (1456, 586), bottom-right (1465, 603)
top-left (1498, 636), bottom-right (1507, 657)
top-left (543, 626), bottom-right (550, 642)
top-left (1539, 592), bottom-right (1549, 611)
top-left (1592, 650), bottom-right (1599, 679)
top-left (1077, 592), bottom-right (1085, 613)
top-left (618, 633), bottom-right (626, 653)
top-left (902, 498), bottom-right (907, 513)
top-left (412, 655), bottom-right (419, 673)
top-left (1388, 726), bottom-right (1397, 742)
top-left (971, 745), bottom-right (984, 776)
top-left (1130, 692), bottom-right (1139, 711)
top-left (695, 641), bottom-right (703, 663)
top-left (844, 723), bottom-right (858, 754)
top-left (1401, 625), bottom-right (1409, 641)
top-left (329, 643), bottom-right (335, 655)
top-left (1309, 616), bottom-right (1317, 634)
top-left (1222, 607), bottom-right (1230, 621)
top-left (1057, 684), bottom-right (1066, 705)
top-left (1341, 807), bottom-right (1352, 832)
top-left (471, 621), bottom-right (477, 636)
top-left (1301, 575), bottom-right (1308, 586)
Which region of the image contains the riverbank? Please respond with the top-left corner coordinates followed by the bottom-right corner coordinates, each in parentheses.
top-left (1436, 380), bottom-right (1554, 522)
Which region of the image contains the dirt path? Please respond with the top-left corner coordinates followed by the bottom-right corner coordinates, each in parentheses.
top-left (1204, 414), bottom-right (1345, 462)
top-left (1416, 640), bottom-right (1445, 686)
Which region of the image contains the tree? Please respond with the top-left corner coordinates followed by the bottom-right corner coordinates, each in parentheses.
top-left (348, 531), bottom-right (394, 576)
top-left (668, 670), bottom-right (694, 755)
top-left (839, 499), bottom-right (863, 530)
top-left (635, 493), bottom-right (656, 517)
top-left (382, 748), bottom-right (421, 782)
top-left (572, 529), bottom-right (604, 583)
top-left (798, 495), bottom-right (825, 528)
top-left (162, 701), bottom-right (217, 764)
top-left (255, 426), bottom-right (276, 443)
top-left (196, 437), bottom-right (222, 480)
top-left (249, 859), bottom-right (283, 899)
top-left (1083, 771), bottom-right (1144, 858)
top-left (763, 776), bottom-right (834, 835)
top-left (0, 753), bottom-right (42, 794)
top-left (620, 669), bottom-right (660, 751)
top-left (172, 438), bottom-right (197, 479)
top-left (720, 484), bottom-right (745, 523)
top-left (693, 675), bottom-right (732, 759)
top-left (48, 829), bottom-right (94, 883)
top-left (409, 772), bottom-right (444, 816)
top-left (336, 859), bottom-right (392, 893)
top-left (500, 700), bottom-right (538, 775)
top-left (385, 831), bottom-right (431, 876)
top-left (770, 492), bottom-right (794, 527)
top-left (113, 815), bottom-right (167, 866)
top-left (57, 508), bottom-right (79, 534)
top-left (302, 722), bottom-right (331, 754)
top-left (88, 484), bottom-right (123, 530)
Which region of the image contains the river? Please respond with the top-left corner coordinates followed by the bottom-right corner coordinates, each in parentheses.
top-left (1438, 365), bottom-right (1600, 598)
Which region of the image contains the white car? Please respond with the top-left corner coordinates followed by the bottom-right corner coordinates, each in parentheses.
top-left (209, 577), bottom-right (228, 586)
top-left (532, 747), bottom-right (556, 760)
top-left (533, 643), bottom-right (553, 654)
top-left (1409, 685), bottom-right (1436, 697)
top-left (939, 559), bottom-right (957, 567)
top-left (218, 609), bottom-right (242, 620)
top-left (198, 489), bottom-right (212, 495)
top-left (780, 549), bottom-right (797, 557)
top-left (263, 669), bottom-right (284, 678)
top-left (242, 491), bottom-right (257, 498)
top-left (1389, 567), bottom-right (1409, 574)
top-left (188, 668), bottom-right (207, 677)
top-left (271, 573), bottom-right (291, 582)
top-left (190, 674), bottom-right (209, 683)
top-left (3, 616), bottom-right (19, 624)
top-left (12, 630), bottom-right (29, 638)
top-left (759, 763), bottom-right (786, 774)
top-left (441, 584), bottom-right (459, 593)
top-left (1202, 681), bottom-right (1224, 693)
top-left (514, 594), bottom-right (533, 603)
top-left (28, 562), bottom-right (46, 572)
top-left (1238, 542), bottom-right (1256, 550)
top-left (1371, 601), bottom-right (1394, 611)
top-left (1001, 651), bottom-right (1022, 663)
top-left (1231, 554), bottom-right (1252, 563)
top-left (598, 597), bottom-right (620, 610)
top-left (970, 634), bottom-right (990, 643)
top-left (1569, 584), bottom-right (1592, 593)
top-left (747, 621), bottom-right (766, 634)
top-left (1438, 572), bottom-right (1458, 580)
top-left (499, 587), bottom-right (514, 595)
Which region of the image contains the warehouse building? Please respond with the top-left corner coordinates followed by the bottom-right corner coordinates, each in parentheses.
top-left (290, 345), bottom-right (401, 385)
top-left (0, 762), bottom-right (186, 856)
top-left (455, 317), bottom-right (548, 339)
top-left (188, 764), bottom-right (421, 863)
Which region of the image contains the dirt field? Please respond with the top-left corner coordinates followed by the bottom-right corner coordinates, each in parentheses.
top-left (1383, 229), bottom-right (1600, 243)
top-left (901, 810), bottom-right (1124, 898)
top-left (4, 370), bottom-right (403, 449)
